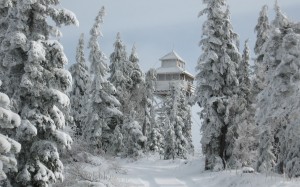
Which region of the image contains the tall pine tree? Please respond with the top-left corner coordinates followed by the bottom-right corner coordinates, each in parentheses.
top-left (257, 2), bottom-right (300, 177)
top-left (0, 1), bottom-right (79, 186)
top-left (69, 33), bottom-right (91, 136)
top-left (164, 84), bottom-right (192, 159)
top-left (255, 3), bottom-right (290, 172)
top-left (143, 69), bottom-right (162, 152)
top-left (195, 0), bottom-right (240, 170)
top-left (252, 5), bottom-right (271, 98)
top-left (0, 80), bottom-right (21, 187)
top-left (229, 40), bottom-right (257, 168)
top-left (127, 45), bottom-right (145, 128)
top-left (84, 7), bottom-right (122, 152)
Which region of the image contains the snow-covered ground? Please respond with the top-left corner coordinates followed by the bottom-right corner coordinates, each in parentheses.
top-left (115, 154), bottom-right (300, 187)
top-left (56, 152), bottom-right (300, 187)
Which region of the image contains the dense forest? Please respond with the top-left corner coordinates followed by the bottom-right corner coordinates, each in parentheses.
top-left (1, 0), bottom-right (300, 186)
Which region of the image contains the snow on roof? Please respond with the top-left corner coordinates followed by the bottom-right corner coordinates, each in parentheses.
top-left (156, 66), bottom-right (194, 79)
top-left (159, 50), bottom-right (185, 62)
top-left (156, 66), bottom-right (183, 74)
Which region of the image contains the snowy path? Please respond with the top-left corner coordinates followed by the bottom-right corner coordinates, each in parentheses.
top-left (116, 155), bottom-right (210, 187)
top-left (116, 155), bottom-right (300, 187)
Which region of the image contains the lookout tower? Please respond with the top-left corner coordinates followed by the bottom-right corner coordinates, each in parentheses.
top-left (154, 50), bottom-right (195, 97)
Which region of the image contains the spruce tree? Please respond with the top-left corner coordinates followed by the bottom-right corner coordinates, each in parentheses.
top-left (0, 1), bottom-right (79, 186)
top-left (109, 33), bottom-right (130, 99)
top-left (128, 45), bottom-right (144, 88)
top-left (0, 0), bottom-right (13, 95)
top-left (69, 33), bottom-right (91, 136)
top-left (128, 45), bottom-right (145, 125)
top-left (180, 92), bottom-right (194, 155)
top-left (256, 1), bottom-right (296, 175)
top-left (110, 125), bottom-right (124, 155)
top-left (122, 111), bottom-right (146, 157)
top-left (164, 116), bottom-right (175, 160)
top-left (152, 107), bottom-right (168, 155)
top-left (0, 0), bottom-right (27, 110)
top-left (84, 7), bottom-right (122, 152)
top-left (228, 40), bottom-right (257, 168)
top-left (252, 5), bottom-right (271, 97)
top-left (164, 84), bottom-right (190, 159)
top-left (267, 6), bottom-right (300, 178)
top-left (195, 0), bottom-right (240, 170)
top-left (109, 38), bottom-right (146, 155)
top-left (108, 33), bottom-right (131, 127)
top-left (0, 81), bottom-right (21, 187)
top-left (143, 69), bottom-right (161, 151)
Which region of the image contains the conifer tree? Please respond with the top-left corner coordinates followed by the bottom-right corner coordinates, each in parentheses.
top-left (110, 125), bottom-right (124, 155)
top-left (122, 111), bottom-right (146, 157)
top-left (143, 69), bottom-right (160, 150)
top-left (0, 80), bottom-right (21, 187)
top-left (270, 5), bottom-right (300, 178)
top-left (195, 0), bottom-right (241, 170)
top-left (252, 5), bottom-right (271, 97)
top-left (84, 7), bottom-right (122, 151)
top-left (128, 45), bottom-right (144, 87)
top-left (180, 93), bottom-right (194, 155)
top-left (151, 106), bottom-right (169, 155)
top-left (108, 34), bottom-right (131, 126)
top-left (228, 40), bottom-right (257, 168)
top-left (164, 84), bottom-right (190, 159)
top-left (148, 124), bottom-right (164, 154)
top-left (256, 2), bottom-right (298, 175)
top-left (164, 116), bottom-right (175, 160)
top-left (0, 0), bottom-right (26, 109)
top-left (0, 1), bottom-right (79, 186)
top-left (0, 0), bottom-right (13, 94)
top-left (69, 33), bottom-right (91, 136)
top-left (128, 45), bottom-right (145, 121)
top-left (109, 38), bottom-right (146, 155)
top-left (109, 33), bottom-right (130, 97)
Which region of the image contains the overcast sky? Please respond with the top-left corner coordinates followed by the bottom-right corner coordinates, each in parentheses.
top-left (59, 0), bottom-right (300, 150)
top-left (59, 0), bottom-right (300, 73)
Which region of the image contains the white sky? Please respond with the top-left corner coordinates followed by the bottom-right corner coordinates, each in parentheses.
top-left (59, 0), bottom-right (300, 73)
top-left (59, 0), bottom-right (300, 150)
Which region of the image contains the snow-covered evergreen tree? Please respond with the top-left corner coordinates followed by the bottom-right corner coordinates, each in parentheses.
top-left (109, 125), bottom-right (124, 155)
top-left (148, 123), bottom-right (164, 154)
top-left (122, 111), bottom-right (146, 157)
top-left (0, 1), bottom-right (79, 186)
top-left (256, 2), bottom-right (300, 176)
top-left (0, 1), bottom-right (13, 94)
top-left (84, 7), bottom-right (122, 151)
top-left (151, 106), bottom-right (169, 155)
top-left (141, 69), bottom-right (156, 146)
top-left (163, 116), bottom-right (175, 160)
top-left (254, 5), bottom-right (270, 55)
top-left (128, 45), bottom-right (145, 124)
top-left (109, 37), bottom-right (145, 120)
top-left (108, 33), bottom-right (132, 130)
top-left (109, 39), bottom-right (146, 154)
top-left (0, 0), bottom-right (26, 108)
top-left (69, 33), bottom-right (91, 136)
top-left (164, 84), bottom-right (190, 159)
top-left (129, 44), bottom-right (139, 64)
top-left (142, 69), bottom-right (163, 152)
top-left (109, 33), bottom-right (130, 104)
top-left (252, 5), bottom-right (271, 97)
top-left (128, 45), bottom-right (144, 88)
top-left (180, 93), bottom-right (194, 155)
top-left (228, 40), bottom-right (257, 168)
top-left (195, 0), bottom-right (240, 170)
top-left (0, 80), bottom-right (21, 186)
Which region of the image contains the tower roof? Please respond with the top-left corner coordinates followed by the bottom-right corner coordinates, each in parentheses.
top-left (159, 50), bottom-right (185, 62)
